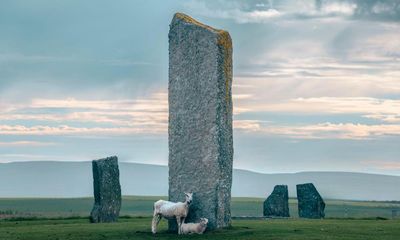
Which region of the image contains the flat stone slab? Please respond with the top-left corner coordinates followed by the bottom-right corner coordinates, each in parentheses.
top-left (263, 185), bottom-right (290, 217)
top-left (90, 156), bottom-right (121, 223)
top-left (297, 183), bottom-right (325, 219)
top-left (168, 12), bottom-right (233, 231)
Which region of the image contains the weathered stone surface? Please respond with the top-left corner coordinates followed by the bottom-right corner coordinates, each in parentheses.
top-left (168, 13), bottom-right (233, 231)
top-left (297, 183), bottom-right (325, 219)
top-left (90, 156), bottom-right (121, 223)
top-left (263, 185), bottom-right (289, 217)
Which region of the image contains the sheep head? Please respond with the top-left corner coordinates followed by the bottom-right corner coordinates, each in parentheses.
top-left (200, 218), bottom-right (208, 226)
top-left (184, 192), bottom-right (193, 205)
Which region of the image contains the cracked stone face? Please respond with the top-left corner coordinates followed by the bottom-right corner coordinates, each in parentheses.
top-left (168, 13), bottom-right (233, 231)
top-left (297, 183), bottom-right (325, 219)
top-left (90, 156), bottom-right (121, 223)
top-left (264, 185), bottom-right (290, 217)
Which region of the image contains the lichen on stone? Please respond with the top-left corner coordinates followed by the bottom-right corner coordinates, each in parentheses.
top-left (217, 31), bottom-right (233, 108)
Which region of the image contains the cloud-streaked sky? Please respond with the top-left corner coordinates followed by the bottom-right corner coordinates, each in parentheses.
top-left (1, 0), bottom-right (399, 175)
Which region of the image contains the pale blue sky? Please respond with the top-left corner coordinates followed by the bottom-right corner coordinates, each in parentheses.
top-left (1, 0), bottom-right (400, 175)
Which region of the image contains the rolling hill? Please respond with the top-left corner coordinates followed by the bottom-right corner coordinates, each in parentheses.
top-left (0, 161), bottom-right (399, 201)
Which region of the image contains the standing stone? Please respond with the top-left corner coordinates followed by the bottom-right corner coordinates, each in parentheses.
top-left (296, 183), bottom-right (325, 219)
top-left (263, 185), bottom-right (289, 217)
top-left (90, 156), bottom-right (121, 223)
top-left (168, 13), bottom-right (233, 231)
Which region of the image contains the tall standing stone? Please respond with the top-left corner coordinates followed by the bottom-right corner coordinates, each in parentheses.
top-left (296, 183), bottom-right (325, 219)
top-left (263, 185), bottom-right (290, 217)
top-left (168, 13), bottom-right (233, 231)
top-left (90, 156), bottom-right (121, 223)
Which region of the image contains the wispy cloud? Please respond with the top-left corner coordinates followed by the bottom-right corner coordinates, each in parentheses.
top-left (235, 121), bottom-right (400, 140)
top-left (362, 160), bottom-right (400, 170)
top-left (233, 120), bottom-right (263, 131)
top-left (2, 91), bottom-right (400, 139)
top-left (0, 141), bottom-right (57, 147)
top-left (184, 1), bottom-right (282, 23)
top-left (236, 97), bottom-right (400, 123)
top-left (0, 125), bottom-right (166, 136)
top-left (0, 92), bottom-right (169, 135)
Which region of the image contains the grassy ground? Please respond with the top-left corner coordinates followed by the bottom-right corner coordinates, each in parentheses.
top-left (1, 196), bottom-right (399, 219)
top-left (1, 197), bottom-right (399, 239)
top-left (0, 217), bottom-right (399, 240)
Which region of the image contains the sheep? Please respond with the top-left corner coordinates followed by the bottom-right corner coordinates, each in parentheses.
top-left (151, 192), bottom-right (193, 234)
top-left (180, 218), bottom-right (208, 235)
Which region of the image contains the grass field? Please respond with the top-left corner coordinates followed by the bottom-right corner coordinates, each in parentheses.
top-left (1, 196), bottom-right (400, 219)
top-left (1, 197), bottom-right (399, 239)
top-left (1, 217), bottom-right (399, 240)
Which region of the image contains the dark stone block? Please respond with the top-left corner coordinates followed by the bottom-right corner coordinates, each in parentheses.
top-left (263, 185), bottom-right (289, 217)
top-left (90, 156), bottom-right (121, 223)
top-left (297, 183), bottom-right (325, 219)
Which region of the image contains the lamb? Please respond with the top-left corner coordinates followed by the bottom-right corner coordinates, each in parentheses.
top-left (151, 192), bottom-right (193, 234)
top-left (180, 218), bottom-right (208, 235)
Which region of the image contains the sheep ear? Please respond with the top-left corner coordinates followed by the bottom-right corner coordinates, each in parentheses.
top-left (184, 192), bottom-right (188, 196)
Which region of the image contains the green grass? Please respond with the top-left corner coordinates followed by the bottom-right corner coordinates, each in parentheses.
top-left (1, 196), bottom-right (399, 219)
top-left (1, 197), bottom-right (399, 239)
top-left (0, 217), bottom-right (399, 240)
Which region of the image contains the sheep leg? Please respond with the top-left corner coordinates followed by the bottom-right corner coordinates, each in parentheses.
top-left (151, 213), bottom-right (160, 234)
top-left (176, 216), bottom-right (182, 234)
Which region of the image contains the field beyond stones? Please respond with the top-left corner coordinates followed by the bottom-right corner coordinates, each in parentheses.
top-left (1, 196), bottom-right (399, 239)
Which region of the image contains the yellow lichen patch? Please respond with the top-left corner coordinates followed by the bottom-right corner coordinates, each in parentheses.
top-left (217, 31), bottom-right (232, 51)
top-left (217, 32), bottom-right (233, 108)
top-left (174, 12), bottom-right (225, 34)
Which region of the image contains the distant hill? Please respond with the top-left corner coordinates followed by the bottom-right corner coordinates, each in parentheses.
top-left (0, 161), bottom-right (399, 201)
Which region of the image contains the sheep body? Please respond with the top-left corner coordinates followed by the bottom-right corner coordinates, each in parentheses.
top-left (151, 193), bottom-right (193, 234)
top-left (154, 200), bottom-right (189, 218)
top-left (180, 218), bottom-right (208, 234)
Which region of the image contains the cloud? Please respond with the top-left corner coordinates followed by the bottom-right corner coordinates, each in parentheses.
top-left (233, 120), bottom-right (263, 131)
top-left (321, 2), bottom-right (357, 16)
top-left (184, 0), bottom-right (400, 23)
top-left (353, 0), bottom-right (400, 21)
top-left (2, 91), bottom-right (400, 139)
top-left (0, 124), bottom-right (166, 136)
top-left (236, 121), bottom-right (400, 140)
top-left (0, 141), bottom-right (57, 147)
top-left (0, 90), bottom-right (268, 136)
top-left (5, 121), bottom-right (400, 140)
top-left (183, 1), bottom-right (282, 23)
top-left (362, 160), bottom-right (400, 170)
top-left (235, 94), bottom-right (400, 122)
top-left (0, 92), bottom-right (169, 133)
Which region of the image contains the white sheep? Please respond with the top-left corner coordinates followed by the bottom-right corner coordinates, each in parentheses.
top-left (151, 192), bottom-right (193, 234)
top-left (180, 218), bottom-right (208, 235)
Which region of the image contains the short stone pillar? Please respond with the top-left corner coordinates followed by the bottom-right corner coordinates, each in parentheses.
top-left (263, 185), bottom-right (290, 217)
top-left (168, 13), bottom-right (233, 231)
top-left (296, 183), bottom-right (325, 219)
top-left (90, 156), bottom-right (121, 223)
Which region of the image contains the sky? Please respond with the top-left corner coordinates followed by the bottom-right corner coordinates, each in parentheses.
top-left (0, 0), bottom-right (399, 175)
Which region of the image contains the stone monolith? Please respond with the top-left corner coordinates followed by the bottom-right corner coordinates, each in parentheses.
top-left (168, 13), bottom-right (233, 231)
top-left (90, 156), bottom-right (121, 223)
top-left (296, 183), bottom-right (325, 219)
top-left (263, 185), bottom-right (290, 217)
